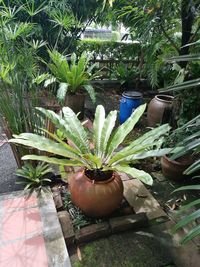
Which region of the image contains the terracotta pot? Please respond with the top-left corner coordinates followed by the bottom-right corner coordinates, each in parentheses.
top-left (147, 95), bottom-right (174, 127)
top-left (69, 169), bottom-right (124, 217)
top-left (65, 93), bottom-right (85, 120)
top-left (161, 155), bottom-right (193, 181)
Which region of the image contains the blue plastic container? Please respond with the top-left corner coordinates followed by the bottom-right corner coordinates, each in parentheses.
top-left (119, 91), bottom-right (143, 124)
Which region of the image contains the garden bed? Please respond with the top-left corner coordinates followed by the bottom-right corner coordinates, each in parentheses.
top-left (51, 171), bottom-right (168, 246)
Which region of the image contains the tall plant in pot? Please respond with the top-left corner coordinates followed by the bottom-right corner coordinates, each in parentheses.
top-left (44, 50), bottom-right (97, 119)
top-left (10, 104), bottom-right (171, 217)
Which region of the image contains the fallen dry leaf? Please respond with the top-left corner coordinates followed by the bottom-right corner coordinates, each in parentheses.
top-left (77, 246), bottom-right (82, 261)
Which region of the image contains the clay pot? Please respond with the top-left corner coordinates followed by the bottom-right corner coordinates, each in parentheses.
top-left (147, 95), bottom-right (174, 127)
top-left (69, 169), bottom-right (124, 217)
top-left (161, 155), bottom-right (193, 181)
top-left (65, 93), bottom-right (85, 120)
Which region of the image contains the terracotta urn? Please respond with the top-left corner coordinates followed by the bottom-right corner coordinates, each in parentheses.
top-left (161, 155), bottom-right (193, 181)
top-left (68, 169), bottom-right (124, 217)
top-left (147, 95), bottom-right (174, 127)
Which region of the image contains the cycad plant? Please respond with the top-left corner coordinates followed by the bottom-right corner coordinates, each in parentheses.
top-left (45, 50), bottom-right (97, 104)
top-left (10, 104), bottom-right (170, 185)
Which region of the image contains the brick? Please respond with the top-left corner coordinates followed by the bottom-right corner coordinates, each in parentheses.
top-left (109, 213), bottom-right (148, 233)
top-left (58, 211), bottom-right (75, 246)
top-left (123, 179), bottom-right (167, 220)
top-left (75, 222), bottom-right (111, 244)
top-left (53, 191), bottom-right (63, 210)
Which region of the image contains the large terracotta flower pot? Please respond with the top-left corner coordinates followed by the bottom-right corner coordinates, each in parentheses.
top-left (161, 155), bottom-right (193, 181)
top-left (65, 93), bottom-right (85, 120)
top-left (147, 95), bottom-right (174, 127)
top-left (68, 169), bottom-right (124, 217)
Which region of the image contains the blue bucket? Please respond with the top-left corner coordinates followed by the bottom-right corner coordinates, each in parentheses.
top-left (119, 91), bottom-right (143, 124)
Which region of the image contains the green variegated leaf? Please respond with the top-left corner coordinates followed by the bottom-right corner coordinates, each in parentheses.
top-left (93, 105), bottom-right (105, 157)
top-left (83, 84), bottom-right (96, 103)
top-left (22, 155), bottom-right (84, 166)
top-left (100, 110), bottom-right (117, 158)
top-left (106, 104), bottom-right (146, 160)
top-left (121, 124), bottom-right (171, 154)
top-left (9, 133), bottom-right (81, 160)
top-left (57, 82), bottom-right (68, 102)
top-left (62, 107), bottom-right (90, 154)
top-left (82, 154), bottom-right (102, 168)
top-left (36, 107), bottom-right (87, 153)
top-left (107, 164), bottom-right (153, 185)
top-left (109, 148), bottom-right (171, 166)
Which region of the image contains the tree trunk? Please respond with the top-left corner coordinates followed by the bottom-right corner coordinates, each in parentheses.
top-left (179, 0), bottom-right (195, 67)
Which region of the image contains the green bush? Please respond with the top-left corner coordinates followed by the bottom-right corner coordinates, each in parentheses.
top-left (76, 39), bottom-right (141, 61)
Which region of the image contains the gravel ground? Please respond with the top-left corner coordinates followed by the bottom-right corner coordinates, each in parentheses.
top-left (0, 143), bottom-right (23, 193)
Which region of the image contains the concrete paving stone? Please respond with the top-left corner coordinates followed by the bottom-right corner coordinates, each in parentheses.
top-left (123, 178), bottom-right (168, 220)
top-left (38, 188), bottom-right (71, 267)
top-left (118, 172), bottom-right (131, 181)
top-left (0, 189), bottom-right (72, 267)
top-left (58, 211), bottom-right (75, 246)
top-left (109, 212), bottom-right (148, 233)
top-left (75, 222), bottom-right (111, 244)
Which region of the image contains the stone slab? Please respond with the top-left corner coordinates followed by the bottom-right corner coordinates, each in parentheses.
top-left (58, 211), bottom-right (75, 246)
top-left (75, 222), bottom-right (111, 244)
top-left (123, 178), bottom-right (168, 220)
top-left (109, 213), bottom-right (148, 233)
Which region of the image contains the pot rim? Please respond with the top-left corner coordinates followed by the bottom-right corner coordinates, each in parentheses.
top-left (155, 94), bottom-right (174, 103)
top-left (84, 169), bottom-right (116, 184)
top-left (162, 155), bottom-right (192, 167)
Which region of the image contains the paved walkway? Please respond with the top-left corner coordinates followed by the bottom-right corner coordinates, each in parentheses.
top-left (0, 189), bottom-right (71, 267)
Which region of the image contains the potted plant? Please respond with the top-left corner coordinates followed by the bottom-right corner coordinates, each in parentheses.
top-left (10, 104), bottom-right (171, 217)
top-left (111, 63), bottom-right (139, 91)
top-left (44, 50), bottom-right (97, 119)
top-left (161, 115), bottom-right (200, 181)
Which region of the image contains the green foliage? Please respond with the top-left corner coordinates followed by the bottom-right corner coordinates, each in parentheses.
top-left (170, 115), bottom-right (200, 245)
top-left (16, 162), bottom-right (52, 193)
top-left (77, 39), bottom-right (141, 61)
top-left (45, 50), bottom-right (97, 103)
top-left (172, 184), bottom-right (200, 245)
top-left (0, 1), bottom-right (44, 137)
top-left (10, 104), bottom-right (171, 186)
top-left (0, 0), bottom-right (103, 52)
top-left (111, 63), bottom-right (139, 86)
top-left (112, 0), bottom-right (200, 88)
top-left (160, 53), bottom-right (200, 124)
